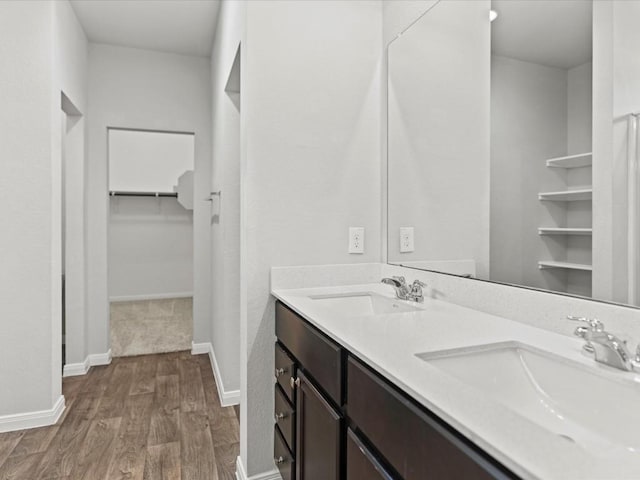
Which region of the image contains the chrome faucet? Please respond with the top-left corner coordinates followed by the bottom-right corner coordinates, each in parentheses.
top-left (381, 276), bottom-right (426, 303)
top-left (568, 315), bottom-right (640, 371)
top-left (381, 276), bottom-right (410, 298)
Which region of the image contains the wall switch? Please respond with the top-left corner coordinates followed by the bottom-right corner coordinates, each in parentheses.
top-left (349, 227), bottom-right (365, 254)
top-left (399, 227), bottom-right (414, 253)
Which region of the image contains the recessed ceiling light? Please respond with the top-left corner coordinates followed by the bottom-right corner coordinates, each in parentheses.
top-left (490, 9), bottom-right (498, 22)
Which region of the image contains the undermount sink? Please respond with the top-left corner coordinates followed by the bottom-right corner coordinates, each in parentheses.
top-left (308, 292), bottom-right (422, 316)
top-left (417, 342), bottom-right (640, 456)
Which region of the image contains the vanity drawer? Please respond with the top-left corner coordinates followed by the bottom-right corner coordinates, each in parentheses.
top-left (347, 428), bottom-right (395, 480)
top-left (274, 425), bottom-right (295, 480)
top-left (275, 301), bottom-right (343, 404)
top-left (274, 383), bottom-right (295, 451)
top-left (275, 342), bottom-right (296, 403)
top-left (346, 356), bottom-right (515, 480)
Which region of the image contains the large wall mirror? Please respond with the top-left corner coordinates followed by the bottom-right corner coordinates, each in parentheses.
top-left (388, 0), bottom-right (640, 307)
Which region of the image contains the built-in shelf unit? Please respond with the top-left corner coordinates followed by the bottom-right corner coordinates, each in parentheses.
top-left (538, 261), bottom-right (593, 271)
top-left (538, 188), bottom-right (592, 201)
top-left (545, 152), bottom-right (592, 168)
top-left (538, 151), bottom-right (593, 291)
top-left (538, 227), bottom-right (592, 236)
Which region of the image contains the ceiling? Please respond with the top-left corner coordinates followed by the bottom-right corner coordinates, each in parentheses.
top-left (70, 0), bottom-right (221, 57)
top-left (491, 0), bottom-right (592, 69)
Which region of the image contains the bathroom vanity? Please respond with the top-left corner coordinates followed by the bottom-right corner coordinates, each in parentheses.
top-left (273, 300), bottom-right (514, 480)
top-left (271, 276), bottom-right (640, 480)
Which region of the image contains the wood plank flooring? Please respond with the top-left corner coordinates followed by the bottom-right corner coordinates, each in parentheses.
top-left (0, 351), bottom-right (240, 480)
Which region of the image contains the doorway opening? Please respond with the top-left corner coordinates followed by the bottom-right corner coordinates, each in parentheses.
top-left (107, 128), bottom-right (196, 356)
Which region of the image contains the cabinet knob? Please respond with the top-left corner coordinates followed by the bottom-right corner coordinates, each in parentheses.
top-left (274, 412), bottom-right (287, 422)
top-left (289, 377), bottom-right (300, 389)
top-left (275, 456), bottom-right (285, 465)
top-left (274, 367), bottom-right (285, 378)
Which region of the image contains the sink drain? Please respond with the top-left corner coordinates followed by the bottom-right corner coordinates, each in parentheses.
top-left (557, 433), bottom-right (575, 443)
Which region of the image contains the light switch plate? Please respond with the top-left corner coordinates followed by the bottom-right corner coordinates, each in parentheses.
top-left (400, 227), bottom-right (414, 253)
top-left (349, 227), bottom-right (365, 254)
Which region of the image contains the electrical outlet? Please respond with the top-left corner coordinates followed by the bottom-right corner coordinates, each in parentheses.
top-left (400, 227), bottom-right (414, 253)
top-left (349, 227), bottom-right (365, 254)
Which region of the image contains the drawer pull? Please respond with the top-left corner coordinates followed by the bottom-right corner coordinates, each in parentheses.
top-left (275, 367), bottom-right (285, 378)
top-left (290, 377), bottom-right (300, 389)
top-left (274, 412), bottom-right (287, 422)
top-left (275, 456), bottom-right (285, 465)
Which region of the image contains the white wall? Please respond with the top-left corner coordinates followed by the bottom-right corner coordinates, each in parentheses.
top-left (593, 1), bottom-right (640, 305)
top-left (568, 62), bottom-right (594, 155)
top-left (382, 0), bottom-right (438, 45)
top-left (209, 0), bottom-right (244, 398)
top-left (566, 62), bottom-right (593, 297)
top-left (381, 0), bottom-right (438, 265)
top-left (611, 1), bottom-right (640, 305)
top-left (592, 1), bottom-right (614, 303)
top-left (87, 45), bottom-right (211, 355)
top-left (107, 129), bottom-right (195, 301)
top-left (54, 0), bottom-right (89, 369)
top-left (387, 0), bottom-right (490, 277)
top-left (0, 0), bottom-right (60, 418)
top-left (108, 197), bottom-right (193, 300)
top-left (241, 0), bottom-right (382, 475)
top-left (490, 55), bottom-right (569, 292)
top-left (108, 129), bottom-right (194, 193)
top-left (0, 0), bottom-right (88, 422)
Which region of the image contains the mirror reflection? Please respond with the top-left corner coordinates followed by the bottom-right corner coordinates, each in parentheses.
top-left (388, 0), bottom-right (639, 306)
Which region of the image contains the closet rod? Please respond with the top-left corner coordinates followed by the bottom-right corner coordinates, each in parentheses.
top-left (109, 191), bottom-right (178, 198)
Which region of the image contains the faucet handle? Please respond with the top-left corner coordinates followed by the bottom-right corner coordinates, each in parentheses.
top-left (567, 315), bottom-right (604, 332)
top-left (392, 276), bottom-right (407, 286)
top-left (410, 279), bottom-right (426, 295)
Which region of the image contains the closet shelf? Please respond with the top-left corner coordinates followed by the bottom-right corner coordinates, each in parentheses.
top-left (538, 227), bottom-right (592, 236)
top-left (538, 188), bottom-right (592, 201)
top-left (545, 152), bottom-right (592, 168)
top-left (109, 190), bottom-right (178, 198)
top-left (538, 261), bottom-right (592, 271)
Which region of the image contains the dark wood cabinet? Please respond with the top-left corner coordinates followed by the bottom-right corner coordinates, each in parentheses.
top-left (275, 342), bottom-right (296, 403)
top-left (347, 356), bottom-right (514, 480)
top-left (275, 383), bottom-right (296, 451)
top-left (296, 370), bottom-right (341, 480)
top-left (275, 425), bottom-right (295, 480)
top-left (275, 301), bottom-right (343, 404)
top-left (274, 300), bottom-right (518, 480)
top-left (275, 302), bottom-right (345, 480)
top-left (346, 428), bottom-right (395, 480)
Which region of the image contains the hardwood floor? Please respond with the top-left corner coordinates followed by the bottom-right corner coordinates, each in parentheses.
top-left (0, 351), bottom-right (240, 480)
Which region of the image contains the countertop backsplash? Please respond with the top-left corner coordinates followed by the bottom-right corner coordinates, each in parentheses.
top-left (271, 263), bottom-right (640, 345)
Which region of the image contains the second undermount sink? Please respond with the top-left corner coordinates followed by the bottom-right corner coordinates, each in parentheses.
top-left (417, 342), bottom-right (640, 456)
top-left (308, 292), bottom-right (422, 316)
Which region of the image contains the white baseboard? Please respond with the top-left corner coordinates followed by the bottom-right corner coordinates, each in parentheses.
top-left (0, 395), bottom-right (65, 433)
top-left (236, 456), bottom-right (281, 480)
top-left (192, 342), bottom-right (240, 407)
top-left (63, 349), bottom-right (112, 377)
top-left (63, 356), bottom-right (90, 377)
top-left (191, 341), bottom-right (211, 355)
top-left (109, 292), bottom-right (193, 302)
top-left (89, 349), bottom-right (112, 366)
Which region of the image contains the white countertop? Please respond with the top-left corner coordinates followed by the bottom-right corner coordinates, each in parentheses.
top-left (272, 283), bottom-right (640, 480)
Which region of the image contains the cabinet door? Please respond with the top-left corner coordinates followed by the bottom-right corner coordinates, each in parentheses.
top-left (276, 301), bottom-right (343, 404)
top-left (275, 426), bottom-right (295, 480)
top-left (275, 383), bottom-right (295, 452)
top-left (275, 342), bottom-right (297, 404)
top-left (296, 371), bottom-right (341, 480)
top-left (347, 356), bottom-right (515, 480)
top-left (346, 428), bottom-right (395, 480)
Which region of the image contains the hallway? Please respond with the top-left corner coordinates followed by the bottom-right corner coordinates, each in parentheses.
top-left (0, 351), bottom-right (239, 479)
